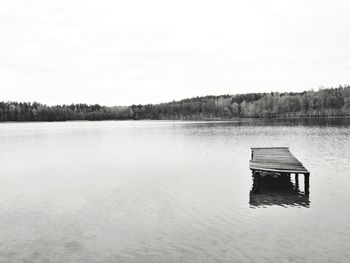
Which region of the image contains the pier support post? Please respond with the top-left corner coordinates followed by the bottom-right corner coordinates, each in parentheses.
top-left (252, 170), bottom-right (261, 194)
top-left (295, 173), bottom-right (299, 190)
top-left (304, 173), bottom-right (310, 195)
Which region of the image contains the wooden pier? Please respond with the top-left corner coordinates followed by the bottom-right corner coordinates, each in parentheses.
top-left (250, 147), bottom-right (310, 195)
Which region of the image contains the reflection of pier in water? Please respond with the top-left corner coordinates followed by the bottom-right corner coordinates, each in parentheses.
top-left (249, 173), bottom-right (310, 207)
top-left (249, 147), bottom-right (310, 207)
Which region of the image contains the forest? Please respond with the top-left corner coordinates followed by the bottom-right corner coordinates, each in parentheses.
top-left (1, 85), bottom-right (350, 122)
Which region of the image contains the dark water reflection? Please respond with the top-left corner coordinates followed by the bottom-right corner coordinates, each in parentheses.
top-left (249, 174), bottom-right (310, 208)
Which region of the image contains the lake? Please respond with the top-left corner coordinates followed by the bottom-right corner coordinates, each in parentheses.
top-left (0, 119), bottom-right (350, 262)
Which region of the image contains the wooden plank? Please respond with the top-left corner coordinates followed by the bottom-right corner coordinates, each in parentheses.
top-left (251, 147), bottom-right (289, 149)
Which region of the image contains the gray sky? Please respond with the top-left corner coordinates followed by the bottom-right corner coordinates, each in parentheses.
top-left (1, 0), bottom-right (349, 105)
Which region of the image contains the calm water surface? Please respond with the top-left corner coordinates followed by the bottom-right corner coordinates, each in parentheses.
top-left (0, 119), bottom-right (350, 262)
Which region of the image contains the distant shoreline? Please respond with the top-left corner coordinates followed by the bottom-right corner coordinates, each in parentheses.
top-left (1, 116), bottom-right (350, 124)
top-left (1, 85), bottom-right (349, 122)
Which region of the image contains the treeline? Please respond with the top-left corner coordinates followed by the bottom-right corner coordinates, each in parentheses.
top-left (1, 85), bottom-right (350, 122)
top-left (0, 102), bottom-right (130, 122)
top-left (146, 85), bottom-right (350, 120)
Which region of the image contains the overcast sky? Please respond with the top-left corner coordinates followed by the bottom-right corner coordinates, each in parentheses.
top-left (1, 0), bottom-right (349, 105)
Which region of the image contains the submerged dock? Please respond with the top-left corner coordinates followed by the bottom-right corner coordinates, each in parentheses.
top-left (249, 147), bottom-right (310, 195)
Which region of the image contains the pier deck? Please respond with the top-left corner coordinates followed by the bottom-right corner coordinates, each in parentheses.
top-left (250, 147), bottom-right (309, 174)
